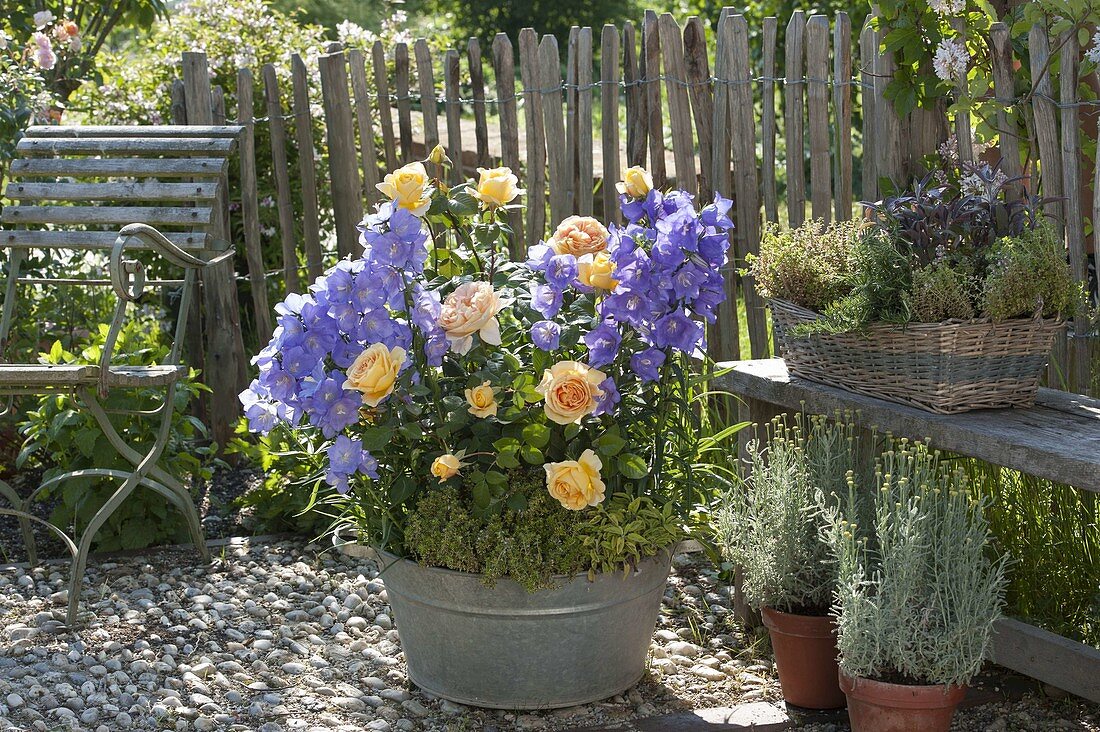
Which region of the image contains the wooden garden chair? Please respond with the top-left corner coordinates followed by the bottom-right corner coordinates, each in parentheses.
top-left (0, 125), bottom-right (242, 624)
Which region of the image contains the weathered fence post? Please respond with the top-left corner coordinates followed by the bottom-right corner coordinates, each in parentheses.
top-left (318, 44), bottom-right (363, 260)
top-left (575, 26), bottom-right (595, 216)
top-left (658, 13), bottom-right (696, 196)
top-left (372, 41), bottom-right (398, 171)
top-left (519, 28), bottom-right (547, 242)
top-left (806, 14), bottom-right (832, 223)
top-left (540, 34), bottom-right (570, 225)
top-left (492, 33), bottom-right (525, 254)
top-left (600, 24), bottom-right (621, 225)
top-left (683, 16), bottom-right (714, 204)
top-left (290, 54), bottom-right (324, 281)
top-left (236, 67), bottom-right (272, 340)
top-left (181, 51), bottom-right (248, 449)
top-left (468, 38), bottom-right (491, 169)
top-left (711, 10), bottom-right (740, 363)
top-left (443, 50), bottom-right (464, 184)
top-left (728, 14), bottom-right (768, 359)
top-left (642, 11), bottom-right (667, 187)
top-left (347, 48), bottom-right (382, 208)
top-left (833, 12), bottom-right (852, 221)
top-left (784, 11), bottom-right (806, 227)
top-left (261, 63), bottom-right (300, 293)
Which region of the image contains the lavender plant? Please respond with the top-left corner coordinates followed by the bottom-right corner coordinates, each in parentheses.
top-left (828, 439), bottom-right (1008, 687)
top-left (717, 414), bottom-right (861, 615)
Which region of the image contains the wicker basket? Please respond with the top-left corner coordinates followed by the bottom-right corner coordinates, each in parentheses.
top-left (769, 299), bottom-right (1064, 414)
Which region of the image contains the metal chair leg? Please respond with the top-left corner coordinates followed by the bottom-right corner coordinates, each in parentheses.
top-left (65, 385), bottom-right (184, 625)
top-left (0, 479), bottom-right (37, 566)
top-left (65, 471), bottom-right (145, 625)
top-left (78, 386), bottom-right (209, 559)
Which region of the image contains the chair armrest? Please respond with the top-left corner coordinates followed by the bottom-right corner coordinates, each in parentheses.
top-left (110, 223), bottom-right (233, 301)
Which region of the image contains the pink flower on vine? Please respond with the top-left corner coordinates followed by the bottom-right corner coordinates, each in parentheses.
top-left (31, 32), bottom-right (57, 70)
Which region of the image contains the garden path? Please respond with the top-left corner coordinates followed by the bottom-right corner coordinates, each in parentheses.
top-left (0, 537), bottom-right (1096, 732)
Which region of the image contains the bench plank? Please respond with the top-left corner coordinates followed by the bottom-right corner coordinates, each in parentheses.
top-left (0, 364), bottom-right (185, 387)
top-left (5, 181), bottom-right (217, 202)
top-left (713, 358), bottom-right (1100, 492)
top-left (992, 618), bottom-right (1100, 703)
top-left (23, 125), bottom-right (243, 138)
top-left (2, 230), bottom-right (209, 250)
top-left (2, 206), bottom-right (213, 226)
top-left (16, 137), bottom-right (236, 156)
top-left (10, 157), bottom-right (228, 178)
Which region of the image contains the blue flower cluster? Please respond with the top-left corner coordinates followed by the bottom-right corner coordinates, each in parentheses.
top-left (528, 190), bottom-right (733, 382)
top-left (239, 202), bottom-right (431, 493)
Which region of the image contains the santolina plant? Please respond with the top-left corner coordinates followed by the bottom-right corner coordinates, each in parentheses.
top-left (240, 153), bottom-right (737, 568)
top-left (827, 439), bottom-right (1008, 687)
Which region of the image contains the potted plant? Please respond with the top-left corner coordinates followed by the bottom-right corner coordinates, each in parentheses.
top-left (239, 158), bottom-right (740, 708)
top-left (746, 164), bottom-right (1087, 414)
top-left (826, 438), bottom-right (1008, 732)
top-left (717, 414), bottom-right (861, 710)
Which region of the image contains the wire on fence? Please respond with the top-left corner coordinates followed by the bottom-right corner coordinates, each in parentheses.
top-left (246, 74), bottom-right (873, 122)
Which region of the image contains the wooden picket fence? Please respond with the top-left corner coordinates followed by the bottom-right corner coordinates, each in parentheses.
top-left (169, 7), bottom-right (1097, 443)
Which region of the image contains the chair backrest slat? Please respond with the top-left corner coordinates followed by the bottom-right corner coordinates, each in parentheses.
top-left (2, 205), bottom-right (214, 227)
top-left (10, 157), bottom-right (228, 178)
top-left (16, 137), bottom-right (236, 156)
top-left (23, 124), bottom-right (242, 139)
top-left (5, 181), bottom-right (218, 202)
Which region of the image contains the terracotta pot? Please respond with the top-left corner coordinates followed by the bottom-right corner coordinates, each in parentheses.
top-left (840, 671), bottom-right (967, 732)
top-left (760, 607), bottom-right (846, 709)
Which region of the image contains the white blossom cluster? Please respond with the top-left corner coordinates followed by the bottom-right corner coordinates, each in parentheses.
top-left (929, 0), bottom-right (965, 15)
top-left (1086, 30), bottom-right (1100, 65)
top-left (933, 38), bottom-right (969, 82)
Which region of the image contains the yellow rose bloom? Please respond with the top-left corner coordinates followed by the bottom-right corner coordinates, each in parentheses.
top-left (342, 343), bottom-right (406, 407)
top-left (577, 251), bottom-right (618, 291)
top-left (535, 360), bottom-right (606, 425)
top-left (547, 215), bottom-right (609, 256)
top-left (465, 381), bottom-right (498, 418)
top-left (545, 450), bottom-right (606, 510)
top-left (427, 143), bottom-right (451, 167)
top-left (472, 166), bottom-right (523, 208)
top-left (431, 453), bottom-right (463, 483)
top-left (616, 166), bottom-right (653, 198)
top-left (376, 161), bottom-right (433, 216)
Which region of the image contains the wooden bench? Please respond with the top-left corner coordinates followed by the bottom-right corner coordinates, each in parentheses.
top-left (716, 358), bottom-right (1100, 704)
top-left (0, 125), bottom-right (242, 625)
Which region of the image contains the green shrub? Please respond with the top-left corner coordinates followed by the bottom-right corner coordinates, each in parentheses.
top-left (981, 224), bottom-right (1086, 321)
top-left (829, 439), bottom-right (1008, 687)
top-left (226, 421), bottom-right (333, 535)
top-left (747, 220), bottom-right (857, 312)
top-left (404, 471), bottom-right (684, 592)
top-left (405, 474), bottom-right (590, 591)
top-left (717, 414), bottom-right (861, 615)
top-left (797, 227), bottom-right (912, 334)
top-left (17, 319), bottom-right (215, 551)
top-left (908, 262), bottom-right (975, 323)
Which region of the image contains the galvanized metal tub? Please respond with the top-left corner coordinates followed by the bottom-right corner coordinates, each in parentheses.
top-left (335, 532), bottom-right (672, 709)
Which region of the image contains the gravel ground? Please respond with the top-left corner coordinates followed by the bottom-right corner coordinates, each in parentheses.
top-left (0, 538), bottom-right (1096, 732)
top-left (0, 540), bottom-right (781, 731)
